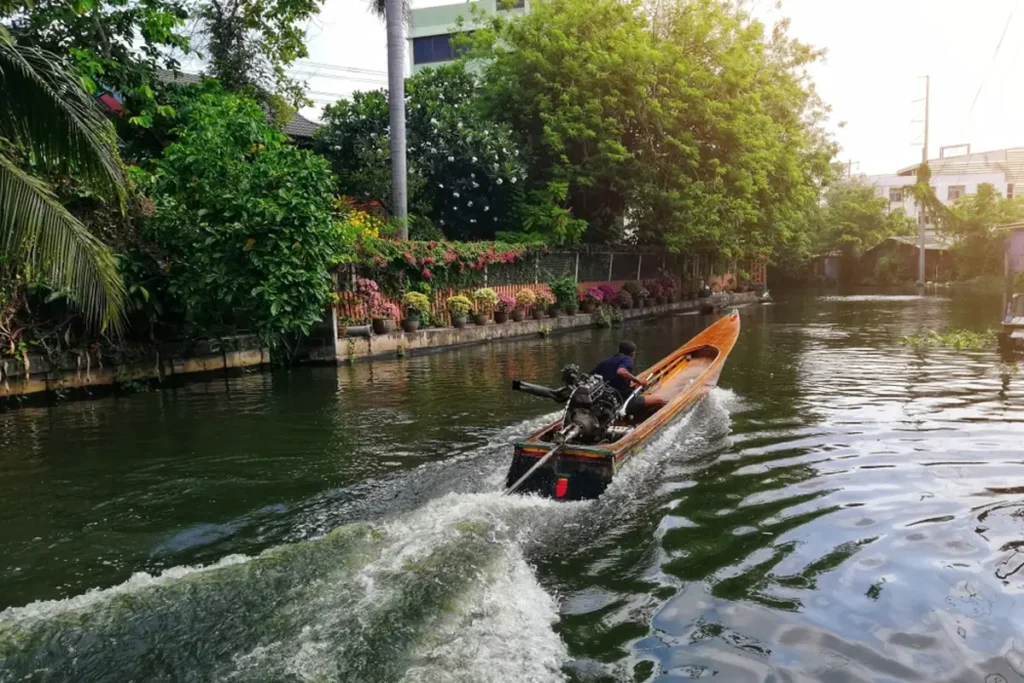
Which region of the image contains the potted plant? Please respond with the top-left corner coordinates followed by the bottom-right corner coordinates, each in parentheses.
top-left (534, 292), bottom-right (553, 319)
top-left (660, 276), bottom-right (678, 302)
top-left (472, 287), bottom-right (498, 325)
top-left (614, 289), bottom-right (633, 310)
top-left (495, 294), bottom-right (515, 323)
top-left (370, 300), bottom-right (399, 335)
top-left (401, 292), bottom-right (431, 333)
top-left (598, 284), bottom-right (617, 303)
top-left (548, 276), bottom-right (578, 316)
top-left (622, 281), bottom-right (643, 306)
top-left (580, 287), bottom-right (604, 313)
top-left (648, 282), bottom-right (666, 305)
top-left (736, 269), bottom-right (751, 293)
top-left (636, 286), bottom-right (651, 308)
top-left (447, 295), bottom-right (472, 328)
top-left (513, 289), bottom-right (535, 322)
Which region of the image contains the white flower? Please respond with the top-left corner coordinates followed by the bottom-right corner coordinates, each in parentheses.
top-left (431, 118), bottom-right (439, 125)
top-left (448, 155), bottom-right (455, 162)
top-left (472, 156), bottom-right (478, 163)
top-left (496, 178), bottom-right (503, 185)
top-left (453, 191), bottom-right (460, 198)
top-left (470, 172), bottom-right (476, 178)
top-left (511, 177), bottom-right (517, 184)
top-left (468, 200), bottom-right (473, 207)
top-left (472, 181), bottom-right (479, 188)
top-left (457, 121), bottom-right (463, 129)
top-left (438, 183), bottom-right (444, 189)
top-left (440, 219), bottom-right (445, 225)
top-left (493, 217), bottom-right (498, 222)
top-left (484, 205), bottom-right (490, 212)
top-left (470, 218), bottom-right (477, 223)
top-left (502, 147), bottom-right (508, 153)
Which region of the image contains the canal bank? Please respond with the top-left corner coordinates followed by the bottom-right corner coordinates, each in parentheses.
top-left (316, 292), bottom-right (758, 364)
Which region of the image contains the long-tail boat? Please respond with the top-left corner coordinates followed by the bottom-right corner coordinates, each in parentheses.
top-left (505, 310), bottom-right (740, 500)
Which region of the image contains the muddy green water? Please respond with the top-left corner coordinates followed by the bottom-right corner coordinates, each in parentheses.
top-left (1, 292), bottom-right (1023, 682)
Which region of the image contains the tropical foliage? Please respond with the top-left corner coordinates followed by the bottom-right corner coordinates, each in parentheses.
top-left (812, 177), bottom-right (916, 260)
top-left (0, 25), bottom-right (126, 332)
top-left (939, 183), bottom-right (1024, 279)
top-left (138, 89), bottom-right (340, 344)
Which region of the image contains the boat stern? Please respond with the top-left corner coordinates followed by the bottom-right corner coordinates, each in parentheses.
top-left (506, 442), bottom-right (616, 500)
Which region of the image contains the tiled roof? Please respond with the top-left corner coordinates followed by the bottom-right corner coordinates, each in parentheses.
top-left (154, 69), bottom-right (321, 139)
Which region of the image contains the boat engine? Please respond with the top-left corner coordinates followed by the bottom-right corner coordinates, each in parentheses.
top-left (512, 364), bottom-right (623, 444)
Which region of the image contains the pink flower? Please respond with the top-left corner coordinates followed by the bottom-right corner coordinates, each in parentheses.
top-left (422, 268), bottom-right (433, 279)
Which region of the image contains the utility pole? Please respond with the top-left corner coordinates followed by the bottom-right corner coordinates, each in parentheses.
top-left (846, 160), bottom-right (859, 177)
top-left (918, 75), bottom-right (930, 284)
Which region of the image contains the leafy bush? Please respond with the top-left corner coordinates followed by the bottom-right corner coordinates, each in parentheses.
top-left (515, 288), bottom-right (537, 308)
top-left (402, 291), bottom-right (431, 321)
top-left (614, 290), bottom-right (633, 308)
top-left (593, 305), bottom-right (623, 328)
top-left (536, 291), bottom-right (554, 308)
top-left (622, 281), bottom-right (644, 298)
top-left (143, 90), bottom-right (339, 345)
top-left (473, 287), bottom-right (498, 313)
top-left (547, 276), bottom-right (578, 308)
top-left (447, 295), bottom-right (472, 317)
top-left (647, 282), bottom-right (664, 298)
top-left (496, 294), bottom-right (516, 313)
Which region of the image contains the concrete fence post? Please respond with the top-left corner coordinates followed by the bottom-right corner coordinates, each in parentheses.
top-left (607, 253), bottom-right (614, 281)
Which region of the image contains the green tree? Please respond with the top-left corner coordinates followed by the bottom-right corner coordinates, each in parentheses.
top-left (813, 176), bottom-right (915, 262)
top-left (0, 26), bottom-right (126, 330)
top-left (317, 64), bottom-right (527, 241)
top-left (141, 88), bottom-right (340, 345)
top-left (2, 0), bottom-right (191, 129)
top-left (941, 182), bottom-right (1024, 278)
top-left (470, 0), bottom-right (836, 252)
top-left (196, 0), bottom-right (323, 111)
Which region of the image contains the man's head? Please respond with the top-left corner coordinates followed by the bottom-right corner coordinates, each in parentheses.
top-left (618, 340), bottom-right (637, 358)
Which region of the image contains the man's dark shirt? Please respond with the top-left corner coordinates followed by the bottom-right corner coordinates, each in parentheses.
top-left (592, 353), bottom-right (634, 398)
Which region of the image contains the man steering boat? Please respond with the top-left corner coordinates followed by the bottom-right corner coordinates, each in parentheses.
top-left (591, 340), bottom-right (667, 417)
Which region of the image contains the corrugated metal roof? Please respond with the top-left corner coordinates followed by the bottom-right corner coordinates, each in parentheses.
top-left (897, 147), bottom-right (1024, 182)
top-left (154, 70), bottom-right (321, 139)
top-left (886, 230), bottom-right (953, 251)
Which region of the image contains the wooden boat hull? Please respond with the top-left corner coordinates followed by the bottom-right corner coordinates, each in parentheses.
top-left (505, 310), bottom-right (741, 500)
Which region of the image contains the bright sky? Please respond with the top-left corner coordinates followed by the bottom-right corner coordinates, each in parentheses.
top-left (296, 0), bottom-right (1024, 175)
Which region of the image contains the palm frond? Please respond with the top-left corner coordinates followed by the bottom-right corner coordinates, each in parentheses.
top-left (368, 0), bottom-right (409, 21)
top-left (0, 26), bottom-right (126, 208)
top-left (0, 153), bottom-right (125, 332)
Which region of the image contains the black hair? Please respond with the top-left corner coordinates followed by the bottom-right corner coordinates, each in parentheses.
top-left (618, 340), bottom-right (637, 355)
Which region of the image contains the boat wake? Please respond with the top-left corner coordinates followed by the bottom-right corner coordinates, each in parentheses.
top-left (0, 391), bottom-right (738, 683)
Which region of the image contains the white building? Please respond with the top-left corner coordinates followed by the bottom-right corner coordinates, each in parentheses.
top-left (864, 147), bottom-right (1024, 225)
top-left (408, 0), bottom-right (528, 74)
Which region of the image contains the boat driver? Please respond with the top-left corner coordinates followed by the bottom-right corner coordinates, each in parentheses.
top-left (592, 340), bottom-right (666, 416)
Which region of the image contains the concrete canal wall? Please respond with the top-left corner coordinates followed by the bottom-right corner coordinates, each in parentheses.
top-left (0, 336), bottom-right (270, 401)
top-left (317, 292), bottom-right (759, 364)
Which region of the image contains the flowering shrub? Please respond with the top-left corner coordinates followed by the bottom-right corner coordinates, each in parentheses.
top-left (659, 276), bottom-right (678, 294)
top-left (515, 288), bottom-right (537, 308)
top-left (647, 282), bottom-right (664, 298)
top-left (597, 284), bottom-right (616, 301)
top-left (622, 281), bottom-right (644, 298)
top-left (496, 294), bottom-right (516, 313)
top-left (473, 287), bottom-right (498, 313)
top-left (447, 295), bottom-right (473, 317)
top-left (536, 291), bottom-right (554, 308)
top-left (402, 291), bottom-right (431, 320)
top-left (582, 287), bottom-right (604, 303)
top-left (356, 278), bottom-right (379, 299)
top-left (370, 300), bottom-right (399, 320)
top-left (358, 236), bottom-right (543, 295)
top-left (614, 290), bottom-right (633, 308)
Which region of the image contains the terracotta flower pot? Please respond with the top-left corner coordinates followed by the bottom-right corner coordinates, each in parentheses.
top-left (401, 319), bottom-right (420, 333)
top-left (473, 313), bottom-right (489, 325)
top-left (565, 305), bottom-right (578, 316)
top-left (549, 306), bottom-right (563, 318)
top-left (372, 318), bottom-right (394, 335)
top-left (512, 309), bottom-right (525, 322)
top-left (581, 301), bottom-right (596, 313)
top-left (494, 311), bottom-right (509, 323)
top-left (452, 315), bottom-right (468, 329)
top-left (532, 309), bottom-right (546, 320)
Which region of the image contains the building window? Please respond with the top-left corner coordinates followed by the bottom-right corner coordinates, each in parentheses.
top-left (947, 185), bottom-right (965, 201)
top-left (1009, 183), bottom-right (1015, 199)
top-left (497, 0), bottom-right (526, 9)
top-left (889, 187), bottom-right (903, 202)
top-left (413, 33), bottom-right (470, 65)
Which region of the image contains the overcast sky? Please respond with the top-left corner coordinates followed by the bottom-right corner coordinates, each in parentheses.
top-left (295, 0), bottom-right (1024, 175)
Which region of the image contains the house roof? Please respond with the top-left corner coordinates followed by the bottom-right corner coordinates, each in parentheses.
top-left (883, 230), bottom-right (953, 252)
top-left (896, 147), bottom-right (1024, 182)
top-left (154, 69), bottom-right (321, 139)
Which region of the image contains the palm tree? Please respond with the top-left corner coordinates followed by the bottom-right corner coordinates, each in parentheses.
top-left (369, 0), bottom-right (409, 240)
top-left (0, 25), bottom-right (126, 330)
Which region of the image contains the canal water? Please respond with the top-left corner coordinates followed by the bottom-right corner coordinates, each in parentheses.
top-left (1, 292), bottom-right (1023, 682)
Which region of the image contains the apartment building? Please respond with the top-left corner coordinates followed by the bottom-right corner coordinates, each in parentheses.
top-left (408, 0), bottom-right (528, 74)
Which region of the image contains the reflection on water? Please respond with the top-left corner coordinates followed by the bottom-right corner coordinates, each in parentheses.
top-left (2, 293), bottom-right (1024, 682)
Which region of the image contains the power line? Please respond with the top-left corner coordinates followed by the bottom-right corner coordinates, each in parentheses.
top-left (966, 1), bottom-right (1017, 120)
top-left (292, 70), bottom-right (387, 85)
top-left (293, 60), bottom-right (387, 76)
